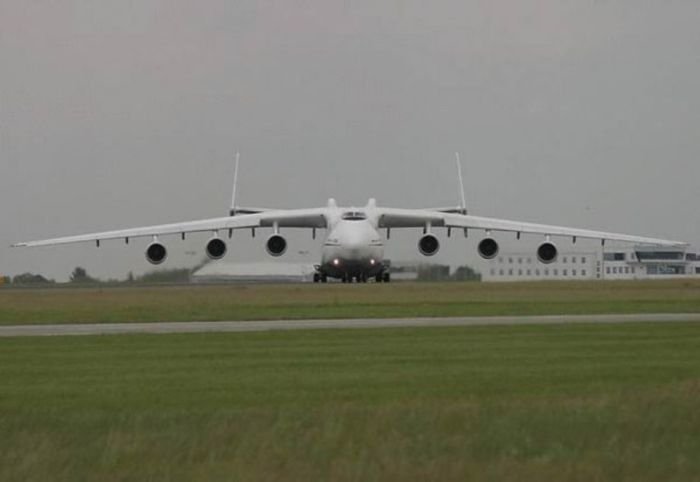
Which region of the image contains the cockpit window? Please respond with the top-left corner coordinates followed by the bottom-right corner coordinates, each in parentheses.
top-left (341, 211), bottom-right (367, 221)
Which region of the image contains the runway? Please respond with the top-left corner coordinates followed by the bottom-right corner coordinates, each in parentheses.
top-left (1, 313), bottom-right (700, 337)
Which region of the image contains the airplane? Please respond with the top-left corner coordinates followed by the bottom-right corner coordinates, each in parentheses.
top-left (12, 154), bottom-right (687, 283)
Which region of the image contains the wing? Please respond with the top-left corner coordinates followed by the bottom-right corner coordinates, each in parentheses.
top-left (13, 208), bottom-right (328, 248)
top-left (377, 208), bottom-right (686, 247)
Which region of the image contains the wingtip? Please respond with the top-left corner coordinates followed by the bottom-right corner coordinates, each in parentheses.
top-left (11, 242), bottom-right (28, 248)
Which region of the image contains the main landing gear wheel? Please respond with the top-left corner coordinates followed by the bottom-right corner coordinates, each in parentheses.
top-left (383, 272), bottom-right (391, 283)
top-left (313, 273), bottom-right (320, 283)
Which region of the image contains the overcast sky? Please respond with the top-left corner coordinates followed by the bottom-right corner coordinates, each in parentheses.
top-left (1, 0), bottom-right (699, 281)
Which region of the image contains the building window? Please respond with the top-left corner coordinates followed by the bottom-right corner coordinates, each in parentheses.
top-left (518, 269), bottom-right (523, 276)
top-left (571, 257), bottom-right (576, 264)
top-left (527, 258), bottom-right (532, 264)
top-left (527, 269), bottom-right (532, 276)
top-left (625, 267), bottom-right (630, 274)
top-left (554, 269), bottom-right (558, 276)
top-left (508, 269), bottom-right (513, 276)
top-left (518, 258), bottom-right (523, 264)
top-left (498, 257), bottom-right (503, 264)
top-left (606, 267), bottom-right (611, 274)
top-left (563, 257), bottom-right (567, 263)
top-left (535, 269), bottom-right (540, 276)
top-left (490, 269), bottom-right (496, 276)
top-left (582, 257), bottom-right (587, 264)
top-left (544, 269), bottom-right (549, 276)
top-left (582, 269), bottom-right (587, 276)
top-left (509, 258), bottom-right (513, 264)
top-left (613, 267), bottom-right (618, 274)
top-left (604, 253), bottom-right (626, 261)
top-left (572, 269), bottom-right (577, 276)
top-left (499, 269), bottom-right (504, 276)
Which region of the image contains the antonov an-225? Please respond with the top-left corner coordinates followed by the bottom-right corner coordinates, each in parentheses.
top-left (13, 155), bottom-right (686, 283)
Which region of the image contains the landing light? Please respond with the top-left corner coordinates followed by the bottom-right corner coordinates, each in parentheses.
top-left (370, 259), bottom-right (376, 265)
top-left (333, 258), bottom-right (340, 266)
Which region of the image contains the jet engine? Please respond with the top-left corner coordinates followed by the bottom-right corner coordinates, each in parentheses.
top-left (477, 238), bottom-right (499, 260)
top-left (146, 242), bottom-right (168, 265)
top-left (537, 241), bottom-right (558, 264)
top-left (205, 237), bottom-right (227, 260)
top-left (266, 234), bottom-right (288, 257)
top-left (418, 234), bottom-right (440, 257)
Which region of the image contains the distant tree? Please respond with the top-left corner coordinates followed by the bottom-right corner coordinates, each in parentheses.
top-left (0, 276), bottom-right (9, 286)
top-left (138, 268), bottom-right (192, 284)
top-left (12, 273), bottom-right (54, 285)
top-left (452, 265), bottom-right (481, 282)
top-left (127, 271), bottom-right (135, 283)
top-left (70, 267), bottom-right (97, 284)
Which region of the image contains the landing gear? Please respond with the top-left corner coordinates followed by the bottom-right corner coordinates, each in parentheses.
top-left (313, 272), bottom-right (328, 283)
top-left (374, 271), bottom-right (391, 283)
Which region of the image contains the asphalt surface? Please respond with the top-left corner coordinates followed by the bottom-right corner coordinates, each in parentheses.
top-left (1, 313), bottom-right (700, 337)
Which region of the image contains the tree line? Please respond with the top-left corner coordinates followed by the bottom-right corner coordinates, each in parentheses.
top-left (2, 266), bottom-right (195, 287)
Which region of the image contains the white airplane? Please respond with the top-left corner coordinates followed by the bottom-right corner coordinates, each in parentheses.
top-left (13, 154), bottom-right (686, 283)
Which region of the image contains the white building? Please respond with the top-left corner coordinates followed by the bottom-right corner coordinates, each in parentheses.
top-left (483, 245), bottom-right (700, 282)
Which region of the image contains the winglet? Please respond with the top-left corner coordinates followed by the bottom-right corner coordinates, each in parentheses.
top-left (230, 152), bottom-right (240, 216)
top-left (455, 152), bottom-right (467, 215)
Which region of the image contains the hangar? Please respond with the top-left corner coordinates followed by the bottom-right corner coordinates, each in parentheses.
top-left (192, 262), bottom-right (316, 283)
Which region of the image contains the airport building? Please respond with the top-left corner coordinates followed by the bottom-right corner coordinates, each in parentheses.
top-left (482, 245), bottom-right (700, 282)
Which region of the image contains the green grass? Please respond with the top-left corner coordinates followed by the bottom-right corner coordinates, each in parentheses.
top-left (1, 323), bottom-right (700, 481)
top-left (1, 279), bottom-right (700, 324)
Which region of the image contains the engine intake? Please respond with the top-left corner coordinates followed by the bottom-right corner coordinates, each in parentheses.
top-left (537, 242), bottom-right (558, 264)
top-left (146, 242), bottom-right (167, 265)
top-left (418, 234), bottom-right (440, 257)
top-left (205, 238), bottom-right (227, 260)
top-left (266, 234), bottom-right (287, 257)
top-left (478, 238), bottom-right (499, 260)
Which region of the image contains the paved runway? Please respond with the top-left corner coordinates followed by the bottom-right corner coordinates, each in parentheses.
top-left (1, 313), bottom-right (700, 337)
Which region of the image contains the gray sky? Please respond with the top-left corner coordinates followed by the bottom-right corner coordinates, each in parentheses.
top-left (2, 0), bottom-right (699, 281)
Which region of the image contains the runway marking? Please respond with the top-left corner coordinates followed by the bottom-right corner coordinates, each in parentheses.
top-left (1, 314), bottom-right (700, 337)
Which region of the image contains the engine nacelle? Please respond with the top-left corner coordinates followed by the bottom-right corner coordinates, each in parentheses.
top-left (266, 234), bottom-right (287, 257)
top-left (537, 242), bottom-right (558, 264)
top-left (418, 234), bottom-right (440, 257)
top-left (478, 238), bottom-right (499, 260)
top-left (205, 238), bottom-right (227, 260)
top-left (146, 242), bottom-right (168, 265)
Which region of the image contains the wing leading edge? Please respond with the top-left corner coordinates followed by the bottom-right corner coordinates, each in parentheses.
top-left (13, 209), bottom-right (328, 248)
top-left (377, 208), bottom-right (686, 247)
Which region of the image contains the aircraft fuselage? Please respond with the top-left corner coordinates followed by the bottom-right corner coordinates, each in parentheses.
top-left (320, 218), bottom-right (385, 281)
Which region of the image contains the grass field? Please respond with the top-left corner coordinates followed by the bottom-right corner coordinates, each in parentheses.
top-left (1, 279), bottom-right (700, 324)
top-left (1, 322), bottom-right (700, 481)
